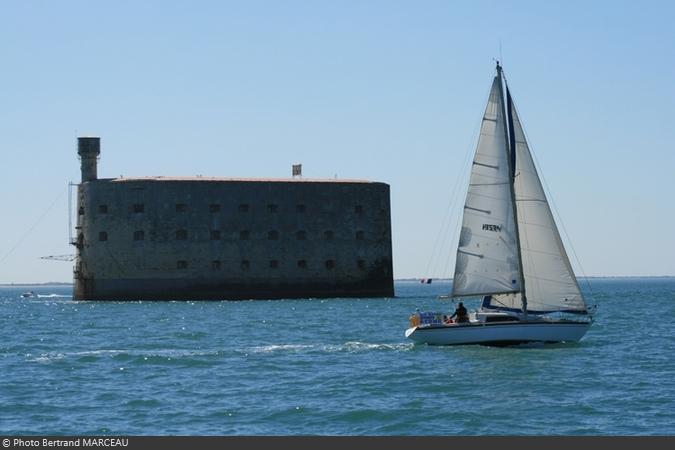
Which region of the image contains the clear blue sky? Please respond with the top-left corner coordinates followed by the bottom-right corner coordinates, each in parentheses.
top-left (1, 0), bottom-right (674, 283)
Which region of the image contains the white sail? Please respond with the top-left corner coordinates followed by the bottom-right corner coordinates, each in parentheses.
top-left (452, 76), bottom-right (521, 297)
top-left (489, 90), bottom-right (586, 313)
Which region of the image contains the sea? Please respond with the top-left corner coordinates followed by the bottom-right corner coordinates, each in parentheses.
top-left (1, 278), bottom-right (674, 436)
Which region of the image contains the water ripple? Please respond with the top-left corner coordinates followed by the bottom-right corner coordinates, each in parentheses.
top-left (1, 279), bottom-right (675, 435)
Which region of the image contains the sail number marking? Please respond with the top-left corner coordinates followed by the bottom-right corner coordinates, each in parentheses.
top-left (482, 224), bottom-right (502, 232)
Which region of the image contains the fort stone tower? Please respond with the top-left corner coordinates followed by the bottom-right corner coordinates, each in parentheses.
top-left (72, 137), bottom-right (394, 300)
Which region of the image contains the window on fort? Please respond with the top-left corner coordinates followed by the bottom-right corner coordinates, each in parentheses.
top-left (210, 230), bottom-right (221, 240)
top-left (297, 260), bottom-right (307, 269)
top-left (324, 230), bottom-right (334, 240)
top-left (98, 205), bottom-right (108, 214)
top-left (175, 203), bottom-right (188, 212)
top-left (356, 230), bottom-right (365, 240)
top-left (296, 230), bottom-right (307, 240)
top-left (357, 259), bottom-right (366, 270)
top-left (209, 204), bottom-right (221, 213)
top-left (325, 259), bottom-right (335, 270)
top-left (98, 231), bottom-right (108, 242)
top-left (176, 229), bottom-right (188, 240)
top-left (133, 230), bottom-right (144, 241)
top-left (177, 260), bottom-right (188, 269)
top-left (133, 204), bottom-right (144, 213)
top-left (269, 260), bottom-right (279, 269)
top-left (212, 260), bottom-right (221, 270)
top-left (241, 260), bottom-right (250, 271)
top-left (268, 230), bottom-right (279, 240)
top-left (296, 204), bottom-right (306, 213)
top-left (268, 204), bottom-right (278, 213)
top-left (240, 230), bottom-right (250, 240)
top-left (355, 205), bottom-right (363, 214)
top-left (239, 204), bottom-right (249, 212)
top-left (78, 207), bottom-right (84, 215)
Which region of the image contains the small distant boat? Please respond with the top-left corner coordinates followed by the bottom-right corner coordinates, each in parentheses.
top-left (406, 62), bottom-right (593, 346)
top-left (21, 291), bottom-right (35, 298)
top-left (420, 278), bottom-right (433, 284)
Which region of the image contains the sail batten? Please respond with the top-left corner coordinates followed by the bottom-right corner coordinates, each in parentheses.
top-left (473, 161), bottom-right (500, 169)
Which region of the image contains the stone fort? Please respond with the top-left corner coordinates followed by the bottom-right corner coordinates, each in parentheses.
top-left (73, 137), bottom-right (394, 300)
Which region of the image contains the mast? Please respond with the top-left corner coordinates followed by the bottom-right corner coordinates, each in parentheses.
top-left (496, 62), bottom-right (528, 314)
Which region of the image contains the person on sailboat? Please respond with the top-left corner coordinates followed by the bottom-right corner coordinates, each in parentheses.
top-left (450, 302), bottom-right (468, 323)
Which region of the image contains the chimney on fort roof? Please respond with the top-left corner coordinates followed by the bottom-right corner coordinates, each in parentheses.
top-left (78, 137), bottom-right (100, 182)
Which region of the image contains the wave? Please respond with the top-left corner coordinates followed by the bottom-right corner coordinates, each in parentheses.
top-left (248, 341), bottom-right (412, 354)
top-left (249, 344), bottom-right (315, 353)
top-left (28, 348), bottom-right (224, 363)
top-left (27, 340), bottom-right (413, 363)
top-left (324, 341), bottom-right (413, 353)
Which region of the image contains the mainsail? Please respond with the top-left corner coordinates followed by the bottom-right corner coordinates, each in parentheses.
top-left (486, 89), bottom-right (586, 314)
top-left (454, 64), bottom-right (587, 314)
top-left (452, 74), bottom-right (521, 297)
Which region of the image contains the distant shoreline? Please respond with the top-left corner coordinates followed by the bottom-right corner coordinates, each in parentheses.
top-left (2, 276), bottom-right (674, 287)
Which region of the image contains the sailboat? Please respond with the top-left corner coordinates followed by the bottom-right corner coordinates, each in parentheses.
top-left (405, 62), bottom-right (592, 346)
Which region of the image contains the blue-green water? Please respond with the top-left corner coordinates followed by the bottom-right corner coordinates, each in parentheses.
top-left (1, 279), bottom-right (674, 435)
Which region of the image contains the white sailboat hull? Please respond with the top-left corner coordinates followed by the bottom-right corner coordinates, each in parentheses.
top-left (405, 320), bottom-right (590, 346)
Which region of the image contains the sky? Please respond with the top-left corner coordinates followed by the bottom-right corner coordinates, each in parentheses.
top-left (1, 0), bottom-right (674, 283)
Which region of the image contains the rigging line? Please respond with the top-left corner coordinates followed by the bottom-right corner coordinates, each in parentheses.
top-left (440, 125), bottom-right (476, 279)
top-left (519, 148), bottom-right (547, 304)
top-left (505, 78), bottom-right (544, 303)
top-left (502, 66), bottom-right (530, 313)
top-left (510, 92), bottom-right (597, 305)
top-left (538, 171), bottom-right (597, 302)
top-left (422, 134), bottom-right (477, 278)
top-left (487, 296), bottom-right (511, 309)
top-left (442, 168), bottom-right (470, 279)
top-left (431, 149), bottom-right (471, 278)
top-left (439, 77), bottom-right (497, 280)
top-left (424, 83), bottom-right (488, 280)
top-left (0, 186), bottom-right (67, 265)
top-left (502, 80), bottom-right (542, 303)
top-left (423, 180), bottom-right (458, 278)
